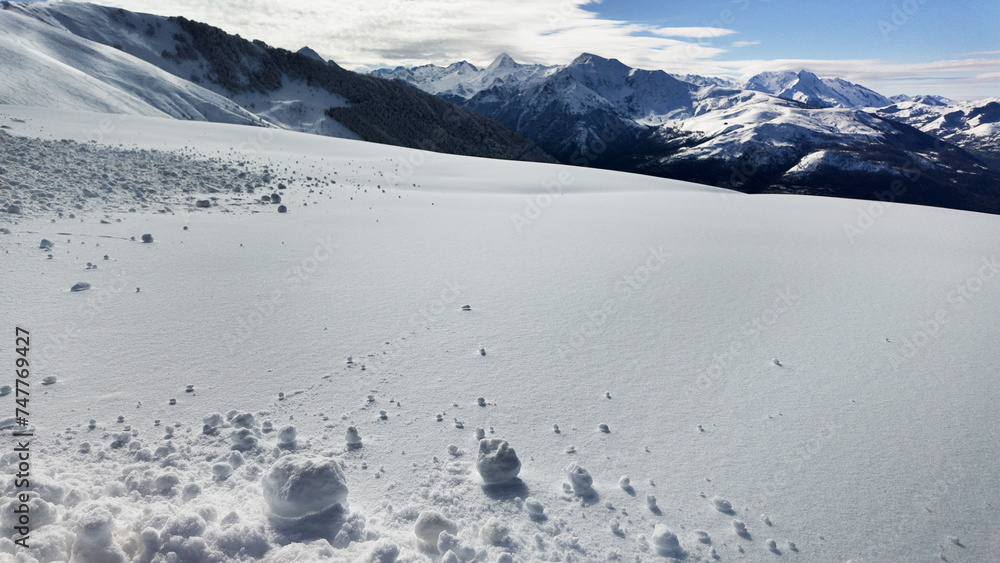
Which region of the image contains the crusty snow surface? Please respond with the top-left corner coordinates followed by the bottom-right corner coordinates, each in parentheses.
top-left (1, 106), bottom-right (999, 562)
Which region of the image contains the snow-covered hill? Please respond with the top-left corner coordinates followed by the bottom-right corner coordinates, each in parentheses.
top-left (0, 1), bottom-right (552, 163)
top-left (2, 105), bottom-right (999, 563)
top-left (0, 2), bottom-right (260, 125)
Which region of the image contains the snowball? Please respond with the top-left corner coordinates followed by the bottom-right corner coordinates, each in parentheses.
top-left (141, 233), bottom-right (153, 243)
top-left (71, 507), bottom-right (127, 563)
top-left (361, 538), bottom-right (400, 563)
top-left (71, 282), bottom-right (91, 292)
top-left (277, 425), bottom-right (297, 445)
top-left (712, 496), bottom-right (733, 513)
top-left (262, 455), bottom-right (349, 519)
top-left (651, 525), bottom-right (685, 558)
top-left (732, 519), bottom-right (749, 537)
top-left (232, 412), bottom-right (256, 428)
top-left (765, 538), bottom-right (778, 552)
top-left (413, 510), bottom-right (458, 546)
top-left (524, 497), bottom-right (545, 520)
top-left (476, 439), bottom-right (521, 484)
top-left (480, 517), bottom-right (510, 546)
top-left (566, 462), bottom-right (594, 495)
top-left (229, 428), bottom-right (257, 451)
top-left (496, 554), bottom-right (514, 563)
top-left (0, 385), bottom-right (11, 396)
top-left (212, 462), bottom-right (234, 480)
top-left (345, 425), bottom-right (362, 446)
top-left (438, 531), bottom-right (475, 561)
top-left (694, 530), bottom-right (711, 544)
top-left (441, 550), bottom-right (461, 563)
top-left (646, 494), bottom-right (658, 511)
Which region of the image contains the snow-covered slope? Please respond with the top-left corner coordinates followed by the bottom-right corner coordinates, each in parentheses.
top-left (0, 1), bottom-right (553, 163)
top-left (0, 2), bottom-right (260, 124)
top-left (1, 105), bottom-right (999, 563)
top-left (742, 70), bottom-right (893, 109)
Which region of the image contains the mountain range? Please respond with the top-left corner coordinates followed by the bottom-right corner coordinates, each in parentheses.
top-left (376, 53), bottom-right (1000, 215)
top-left (1, 1), bottom-right (998, 215)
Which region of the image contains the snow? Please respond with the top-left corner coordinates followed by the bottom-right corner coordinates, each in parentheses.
top-left (261, 455), bottom-right (350, 520)
top-left (0, 3), bottom-right (259, 125)
top-left (475, 439), bottom-right (522, 485)
top-left (1, 105), bottom-right (999, 562)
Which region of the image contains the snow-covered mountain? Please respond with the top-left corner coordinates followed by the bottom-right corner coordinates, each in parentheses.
top-left (380, 53), bottom-right (1000, 215)
top-left (372, 53), bottom-right (558, 103)
top-left (877, 97), bottom-right (1000, 169)
top-left (742, 70), bottom-right (893, 109)
top-left (0, 2), bottom-right (260, 125)
top-left (0, 1), bottom-right (552, 163)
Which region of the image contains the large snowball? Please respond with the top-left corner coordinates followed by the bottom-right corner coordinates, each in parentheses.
top-left (476, 439), bottom-right (521, 484)
top-left (262, 455), bottom-right (349, 519)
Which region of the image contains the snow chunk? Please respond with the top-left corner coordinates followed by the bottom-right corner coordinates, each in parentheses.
top-left (566, 462), bottom-right (594, 495)
top-left (262, 455), bottom-right (349, 519)
top-left (71, 282), bottom-right (91, 292)
top-left (525, 497), bottom-right (546, 520)
top-left (480, 517), bottom-right (510, 546)
top-left (476, 439), bottom-right (521, 484)
top-left (71, 506), bottom-right (127, 563)
top-left (652, 525), bottom-right (685, 558)
top-left (712, 495), bottom-right (734, 514)
top-left (413, 510), bottom-right (458, 546)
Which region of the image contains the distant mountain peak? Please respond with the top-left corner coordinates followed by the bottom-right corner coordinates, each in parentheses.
top-left (570, 52), bottom-right (629, 73)
top-left (487, 53), bottom-right (518, 70)
top-left (297, 46), bottom-right (324, 63)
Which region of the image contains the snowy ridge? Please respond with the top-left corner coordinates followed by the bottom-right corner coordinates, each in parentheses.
top-left (742, 70), bottom-right (893, 109)
top-left (0, 2), bottom-right (260, 125)
top-left (375, 53), bottom-right (558, 101)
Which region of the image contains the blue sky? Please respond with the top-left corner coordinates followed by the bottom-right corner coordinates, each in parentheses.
top-left (589, 0), bottom-right (999, 64)
top-left (98, 0), bottom-right (999, 99)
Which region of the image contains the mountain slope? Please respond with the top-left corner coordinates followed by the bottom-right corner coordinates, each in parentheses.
top-left (743, 70), bottom-right (894, 109)
top-left (0, 1), bottom-right (554, 163)
top-left (382, 53), bottom-right (1000, 215)
top-left (0, 1), bottom-right (260, 125)
top-left (877, 98), bottom-right (1000, 170)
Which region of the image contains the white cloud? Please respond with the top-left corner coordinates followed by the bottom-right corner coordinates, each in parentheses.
top-left (97, 0), bottom-right (730, 72)
top-left (731, 40), bottom-right (761, 48)
top-left (96, 0), bottom-right (998, 98)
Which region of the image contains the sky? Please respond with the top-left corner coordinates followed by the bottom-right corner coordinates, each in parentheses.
top-left (85, 0), bottom-right (999, 99)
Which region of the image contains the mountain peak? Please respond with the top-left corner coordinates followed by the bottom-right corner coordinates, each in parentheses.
top-left (297, 46), bottom-right (324, 63)
top-left (570, 52), bottom-right (629, 73)
top-left (487, 53), bottom-right (518, 71)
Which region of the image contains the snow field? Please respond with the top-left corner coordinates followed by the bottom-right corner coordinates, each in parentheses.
top-left (0, 107), bottom-right (998, 561)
